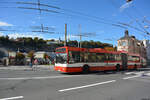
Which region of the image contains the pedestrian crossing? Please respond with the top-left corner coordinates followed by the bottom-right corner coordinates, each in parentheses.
top-left (125, 71), bottom-right (150, 76)
top-left (124, 71), bottom-right (150, 82)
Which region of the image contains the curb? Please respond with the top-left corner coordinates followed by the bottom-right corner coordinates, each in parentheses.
top-left (0, 67), bottom-right (54, 71)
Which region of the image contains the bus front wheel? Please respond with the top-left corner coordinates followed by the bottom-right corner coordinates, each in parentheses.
top-left (82, 65), bottom-right (90, 74)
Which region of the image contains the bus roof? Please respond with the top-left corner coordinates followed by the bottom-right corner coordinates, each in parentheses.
top-left (56, 46), bottom-right (121, 54)
top-left (56, 46), bottom-right (141, 57)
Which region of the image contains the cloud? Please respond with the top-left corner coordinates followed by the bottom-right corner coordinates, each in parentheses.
top-left (67, 34), bottom-right (80, 40)
top-left (0, 21), bottom-right (13, 26)
top-left (0, 32), bottom-right (4, 36)
top-left (8, 33), bottom-right (44, 39)
top-left (120, 1), bottom-right (133, 12)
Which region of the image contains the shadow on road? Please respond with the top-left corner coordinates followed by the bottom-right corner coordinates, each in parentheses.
top-left (60, 70), bottom-right (132, 75)
top-left (60, 68), bottom-right (150, 76)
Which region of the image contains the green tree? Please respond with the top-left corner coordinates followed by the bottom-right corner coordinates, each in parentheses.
top-left (15, 52), bottom-right (25, 65)
top-left (16, 52), bottom-right (25, 60)
top-left (27, 51), bottom-right (35, 63)
top-left (43, 53), bottom-right (48, 60)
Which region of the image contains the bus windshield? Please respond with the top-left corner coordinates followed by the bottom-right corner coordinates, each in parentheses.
top-left (56, 53), bottom-right (67, 64)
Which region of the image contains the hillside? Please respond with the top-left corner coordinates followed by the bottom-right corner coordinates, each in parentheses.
top-left (0, 36), bottom-right (114, 53)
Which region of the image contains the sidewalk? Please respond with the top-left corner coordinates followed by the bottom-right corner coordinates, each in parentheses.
top-left (0, 65), bottom-right (54, 71)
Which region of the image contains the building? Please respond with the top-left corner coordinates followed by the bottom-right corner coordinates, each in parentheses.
top-left (0, 48), bottom-right (9, 65)
top-left (117, 30), bottom-right (147, 58)
top-left (34, 51), bottom-right (56, 64)
top-left (46, 38), bottom-right (62, 45)
top-left (143, 40), bottom-right (150, 65)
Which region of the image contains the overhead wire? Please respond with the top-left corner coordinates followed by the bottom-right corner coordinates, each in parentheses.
top-left (108, 0), bottom-right (149, 36)
top-left (1, 0), bottom-right (148, 36)
top-left (0, 1), bottom-right (127, 30)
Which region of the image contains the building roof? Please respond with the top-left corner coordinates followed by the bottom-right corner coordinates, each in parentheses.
top-left (119, 30), bottom-right (133, 40)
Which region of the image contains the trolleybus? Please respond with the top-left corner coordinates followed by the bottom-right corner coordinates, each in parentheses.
top-left (55, 46), bottom-right (146, 73)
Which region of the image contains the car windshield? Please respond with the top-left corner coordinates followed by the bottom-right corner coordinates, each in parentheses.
top-left (56, 53), bottom-right (67, 64)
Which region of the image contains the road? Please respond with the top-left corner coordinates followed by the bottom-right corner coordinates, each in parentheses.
top-left (0, 69), bottom-right (150, 100)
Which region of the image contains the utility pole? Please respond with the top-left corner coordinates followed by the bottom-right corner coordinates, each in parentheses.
top-left (79, 24), bottom-right (82, 48)
top-left (64, 24), bottom-right (67, 46)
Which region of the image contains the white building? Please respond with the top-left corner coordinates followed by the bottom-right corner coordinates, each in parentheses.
top-left (143, 40), bottom-right (150, 65)
top-left (34, 51), bottom-right (56, 64)
top-left (117, 30), bottom-right (146, 58)
top-left (34, 51), bottom-right (46, 58)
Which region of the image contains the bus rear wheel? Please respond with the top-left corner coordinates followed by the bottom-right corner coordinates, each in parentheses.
top-left (116, 64), bottom-right (120, 71)
top-left (82, 65), bottom-right (90, 74)
top-left (134, 64), bottom-right (137, 70)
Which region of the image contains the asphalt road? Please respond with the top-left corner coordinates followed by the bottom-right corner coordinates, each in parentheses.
top-left (0, 70), bottom-right (150, 100)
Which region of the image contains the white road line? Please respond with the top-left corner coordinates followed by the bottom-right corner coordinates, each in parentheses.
top-left (145, 73), bottom-right (150, 76)
top-left (0, 96), bottom-right (23, 100)
top-left (135, 71), bottom-right (145, 75)
top-left (0, 75), bottom-right (82, 80)
top-left (123, 71), bottom-right (145, 80)
top-left (123, 75), bottom-right (141, 80)
top-left (125, 72), bottom-right (135, 75)
top-left (125, 71), bottom-right (145, 75)
top-left (59, 80), bottom-right (116, 92)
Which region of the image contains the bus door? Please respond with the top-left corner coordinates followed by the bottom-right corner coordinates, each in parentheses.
top-left (121, 53), bottom-right (128, 70)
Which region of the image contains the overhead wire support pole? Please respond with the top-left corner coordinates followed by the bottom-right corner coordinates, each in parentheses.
top-left (64, 24), bottom-right (67, 46)
top-left (79, 24), bottom-right (82, 48)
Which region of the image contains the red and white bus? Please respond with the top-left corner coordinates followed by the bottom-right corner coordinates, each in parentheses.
top-left (54, 46), bottom-right (146, 73)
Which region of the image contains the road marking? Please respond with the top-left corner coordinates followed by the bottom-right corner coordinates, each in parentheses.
top-left (125, 71), bottom-right (144, 75)
top-left (123, 75), bottom-right (141, 80)
top-left (134, 71), bottom-right (145, 75)
top-left (0, 75), bottom-right (82, 80)
top-left (0, 96), bottom-right (23, 100)
top-left (125, 72), bottom-right (135, 75)
top-left (59, 80), bottom-right (116, 92)
top-left (145, 72), bottom-right (150, 76)
top-left (123, 71), bottom-right (145, 80)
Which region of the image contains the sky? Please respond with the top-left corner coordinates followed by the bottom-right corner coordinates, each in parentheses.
top-left (0, 0), bottom-right (150, 46)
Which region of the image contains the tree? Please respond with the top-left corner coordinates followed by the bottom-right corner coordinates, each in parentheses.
top-left (33, 37), bottom-right (39, 50)
top-left (15, 52), bottom-right (25, 65)
top-left (43, 53), bottom-right (48, 60)
top-left (68, 40), bottom-right (78, 47)
top-left (27, 51), bottom-right (35, 63)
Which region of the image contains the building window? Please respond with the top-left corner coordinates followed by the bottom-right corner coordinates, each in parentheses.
top-left (122, 41), bottom-right (127, 46)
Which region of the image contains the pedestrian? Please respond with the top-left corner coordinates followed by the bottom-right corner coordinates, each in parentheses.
top-left (29, 62), bottom-right (33, 69)
top-left (33, 59), bottom-right (38, 71)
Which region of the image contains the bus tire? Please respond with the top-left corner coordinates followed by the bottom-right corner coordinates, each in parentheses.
top-left (116, 64), bottom-right (120, 71)
top-left (134, 64), bottom-right (137, 70)
top-left (82, 65), bottom-right (90, 74)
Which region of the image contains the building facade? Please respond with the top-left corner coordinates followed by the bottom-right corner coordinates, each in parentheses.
top-left (143, 40), bottom-right (150, 65)
top-left (117, 30), bottom-right (147, 58)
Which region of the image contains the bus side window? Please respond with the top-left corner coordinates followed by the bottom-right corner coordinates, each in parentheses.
top-left (69, 51), bottom-right (74, 63)
top-left (80, 52), bottom-right (84, 62)
top-left (128, 55), bottom-right (132, 61)
top-left (84, 52), bottom-right (89, 62)
top-left (69, 51), bottom-right (80, 63)
top-left (88, 53), bottom-right (96, 62)
top-left (132, 56), bottom-right (140, 62)
top-left (96, 53), bottom-right (106, 62)
top-left (108, 54), bottom-right (115, 61)
top-left (115, 54), bottom-right (121, 61)
top-left (128, 56), bottom-right (140, 62)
